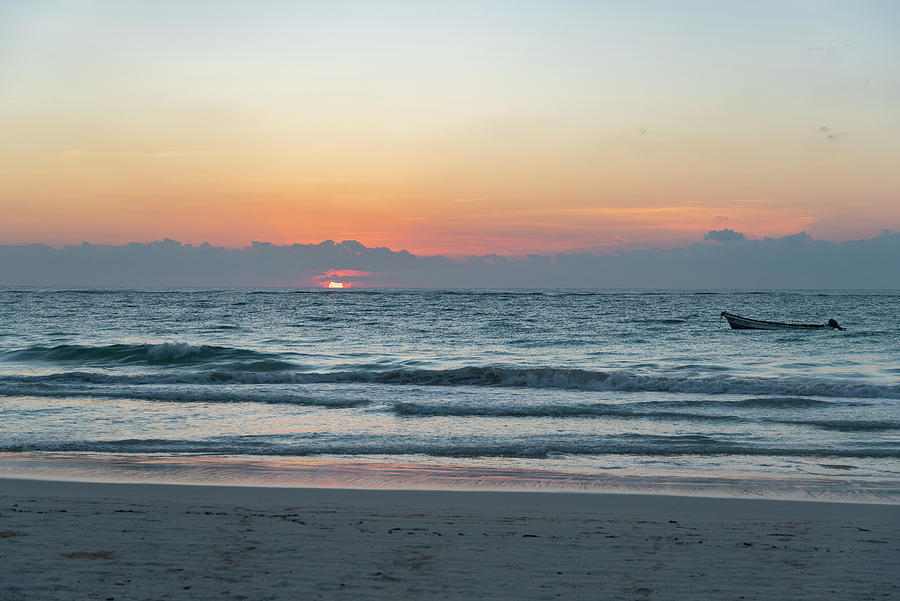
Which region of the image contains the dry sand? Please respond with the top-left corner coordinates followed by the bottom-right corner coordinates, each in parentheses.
top-left (1, 478), bottom-right (898, 600)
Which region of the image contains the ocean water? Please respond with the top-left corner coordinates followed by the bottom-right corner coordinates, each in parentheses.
top-left (1, 288), bottom-right (898, 502)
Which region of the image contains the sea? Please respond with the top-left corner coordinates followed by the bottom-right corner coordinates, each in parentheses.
top-left (1, 288), bottom-right (898, 502)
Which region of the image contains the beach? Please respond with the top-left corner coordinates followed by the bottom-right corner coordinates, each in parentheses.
top-left (2, 478), bottom-right (898, 600)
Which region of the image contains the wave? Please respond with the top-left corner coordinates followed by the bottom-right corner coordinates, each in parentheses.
top-left (392, 401), bottom-right (747, 422)
top-left (0, 343), bottom-right (294, 368)
top-left (4, 434), bottom-right (898, 459)
top-left (392, 401), bottom-right (897, 432)
top-left (0, 381), bottom-right (368, 408)
top-left (292, 367), bottom-right (900, 399)
top-left (2, 366), bottom-right (899, 399)
top-left (666, 397), bottom-right (840, 409)
top-left (2, 380), bottom-right (895, 432)
top-left (791, 419), bottom-right (900, 432)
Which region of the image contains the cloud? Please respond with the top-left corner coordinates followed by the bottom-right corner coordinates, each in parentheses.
top-left (2, 232), bottom-right (899, 289)
top-left (704, 229), bottom-right (746, 243)
top-left (817, 125), bottom-right (848, 141)
top-left (310, 268), bottom-right (379, 287)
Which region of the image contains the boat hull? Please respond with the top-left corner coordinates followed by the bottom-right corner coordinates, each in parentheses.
top-left (720, 312), bottom-right (827, 330)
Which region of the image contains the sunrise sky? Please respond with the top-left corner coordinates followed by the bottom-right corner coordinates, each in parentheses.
top-left (1, 1), bottom-right (898, 255)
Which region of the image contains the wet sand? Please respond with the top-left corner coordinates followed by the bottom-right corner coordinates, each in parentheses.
top-left (1, 478), bottom-right (898, 600)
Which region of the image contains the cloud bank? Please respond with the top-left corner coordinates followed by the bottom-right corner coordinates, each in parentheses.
top-left (1, 231), bottom-right (898, 289)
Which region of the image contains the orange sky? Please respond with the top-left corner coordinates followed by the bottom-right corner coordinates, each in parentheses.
top-left (1, 2), bottom-right (898, 255)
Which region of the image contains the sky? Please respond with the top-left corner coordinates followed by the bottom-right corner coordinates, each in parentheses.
top-left (1, 1), bottom-right (898, 256)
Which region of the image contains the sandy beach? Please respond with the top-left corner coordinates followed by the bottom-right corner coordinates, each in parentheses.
top-left (1, 478), bottom-right (897, 600)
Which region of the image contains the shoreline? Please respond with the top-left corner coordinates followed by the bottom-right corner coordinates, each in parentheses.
top-left (3, 451), bottom-right (898, 505)
top-left (5, 475), bottom-right (900, 514)
top-left (2, 477), bottom-right (898, 600)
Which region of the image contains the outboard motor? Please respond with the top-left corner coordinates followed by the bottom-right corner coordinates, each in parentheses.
top-left (827, 319), bottom-right (846, 331)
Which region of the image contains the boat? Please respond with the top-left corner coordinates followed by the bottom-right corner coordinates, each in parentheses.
top-left (720, 312), bottom-right (845, 331)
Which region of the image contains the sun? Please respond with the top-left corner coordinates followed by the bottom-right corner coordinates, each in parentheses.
top-left (326, 281), bottom-right (345, 289)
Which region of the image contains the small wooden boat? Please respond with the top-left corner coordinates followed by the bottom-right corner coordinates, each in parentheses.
top-left (720, 312), bottom-right (845, 331)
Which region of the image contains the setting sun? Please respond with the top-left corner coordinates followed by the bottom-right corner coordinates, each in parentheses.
top-left (326, 281), bottom-right (346, 289)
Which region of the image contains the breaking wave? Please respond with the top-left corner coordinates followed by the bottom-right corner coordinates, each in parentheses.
top-left (0, 343), bottom-right (294, 369)
top-left (2, 365), bottom-right (897, 399)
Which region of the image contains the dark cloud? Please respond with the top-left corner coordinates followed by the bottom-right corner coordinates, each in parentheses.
top-left (704, 229), bottom-right (746, 243)
top-left (1, 232), bottom-right (898, 289)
